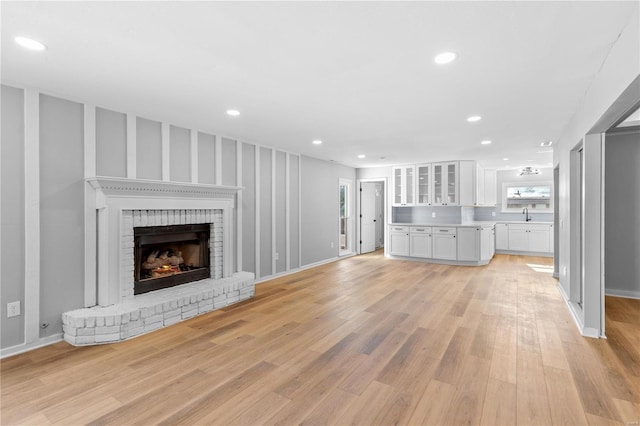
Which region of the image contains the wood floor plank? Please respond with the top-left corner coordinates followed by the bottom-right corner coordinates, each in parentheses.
top-left (1, 252), bottom-right (639, 426)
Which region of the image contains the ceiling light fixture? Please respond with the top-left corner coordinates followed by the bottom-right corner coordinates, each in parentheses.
top-left (503, 158), bottom-right (509, 161)
top-left (226, 109), bottom-right (240, 116)
top-left (481, 140), bottom-right (492, 145)
top-left (357, 154), bottom-right (366, 159)
top-left (15, 36), bottom-right (46, 51)
top-left (518, 166), bottom-right (541, 176)
top-left (540, 141), bottom-right (553, 147)
top-left (434, 51), bottom-right (456, 65)
top-left (467, 116), bottom-right (482, 122)
top-left (312, 140), bottom-right (322, 145)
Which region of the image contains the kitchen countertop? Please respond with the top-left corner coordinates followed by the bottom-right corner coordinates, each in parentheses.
top-left (390, 220), bottom-right (553, 227)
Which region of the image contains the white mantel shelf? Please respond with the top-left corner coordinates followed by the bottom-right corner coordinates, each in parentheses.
top-left (87, 176), bottom-right (242, 200)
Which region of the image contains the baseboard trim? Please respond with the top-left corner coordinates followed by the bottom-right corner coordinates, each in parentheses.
top-left (605, 288), bottom-right (640, 299)
top-left (556, 282), bottom-right (602, 339)
top-left (1, 333), bottom-right (63, 359)
top-left (495, 249), bottom-right (553, 258)
top-left (255, 254), bottom-right (352, 284)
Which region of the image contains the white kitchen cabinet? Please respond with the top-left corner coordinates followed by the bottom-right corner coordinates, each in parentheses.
top-left (506, 223), bottom-right (552, 253)
top-left (389, 225), bottom-right (410, 256)
top-left (481, 226), bottom-right (493, 260)
top-left (495, 223), bottom-right (509, 250)
top-left (476, 164), bottom-right (486, 205)
top-left (457, 227), bottom-right (479, 261)
top-left (409, 226), bottom-right (432, 258)
top-left (484, 169), bottom-right (497, 206)
top-left (416, 164), bottom-right (432, 205)
top-left (432, 227), bottom-right (457, 260)
top-left (392, 166), bottom-right (416, 206)
top-left (432, 162), bottom-right (458, 205)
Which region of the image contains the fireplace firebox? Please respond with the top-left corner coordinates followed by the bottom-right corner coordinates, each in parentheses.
top-left (134, 224), bottom-right (211, 295)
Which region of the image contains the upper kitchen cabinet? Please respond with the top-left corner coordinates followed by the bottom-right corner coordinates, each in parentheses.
top-left (474, 165), bottom-right (497, 206)
top-left (392, 165), bottom-right (416, 206)
top-left (416, 163), bottom-right (432, 205)
top-left (432, 162), bottom-right (458, 205)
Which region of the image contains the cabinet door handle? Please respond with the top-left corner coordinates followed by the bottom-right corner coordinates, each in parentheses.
top-left (453, 235), bottom-right (456, 238)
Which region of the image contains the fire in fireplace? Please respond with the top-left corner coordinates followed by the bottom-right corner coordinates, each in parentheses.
top-left (134, 224), bottom-right (211, 295)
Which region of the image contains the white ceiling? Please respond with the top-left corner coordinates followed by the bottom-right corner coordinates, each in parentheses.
top-left (2, 1), bottom-right (637, 169)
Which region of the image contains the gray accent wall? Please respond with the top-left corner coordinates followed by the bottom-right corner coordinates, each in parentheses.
top-left (221, 138), bottom-right (237, 186)
top-left (39, 94), bottom-right (85, 337)
top-left (170, 125), bottom-right (190, 182)
top-left (605, 128), bottom-right (640, 296)
top-left (198, 132), bottom-right (216, 184)
top-left (1, 85), bottom-right (26, 348)
top-left (136, 117), bottom-right (162, 180)
top-left (0, 86), bottom-right (358, 352)
top-left (289, 155), bottom-right (300, 269)
top-left (96, 107), bottom-right (126, 177)
top-left (241, 143), bottom-right (256, 273)
top-left (301, 156), bottom-right (356, 265)
top-left (275, 151), bottom-right (286, 274)
top-left (260, 147), bottom-right (272, 277)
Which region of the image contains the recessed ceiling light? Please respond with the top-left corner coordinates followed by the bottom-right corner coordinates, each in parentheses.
top-left (481, 140), bottom-right (492, 145)
top-left (357, 154), bottom-right (366, 159)
top-left (540, 141), bottom-right (553, 147)
top-left (434, 51), bottom-right (456, 65)
top-left (226, 109), bottom-right (240, 116)
top-left (15, 36), bottom-right (46, 51)
top-left (503, 158), bottom-right (509, 160)
top-left (467, 116), bottom-right (482, 122)
top-left (312, 140), bottom-right (322, 145)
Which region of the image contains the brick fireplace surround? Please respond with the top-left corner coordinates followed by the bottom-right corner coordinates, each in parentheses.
top-left (62, 178), bottom-right (255, 346)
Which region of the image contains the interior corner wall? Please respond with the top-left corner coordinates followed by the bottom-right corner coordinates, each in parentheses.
top-left (1, 85), bottom-right (26, 348)
top-left (604, 129), bottom-right (640, 297)
top-left (301, 156), bottom-right (357, 265)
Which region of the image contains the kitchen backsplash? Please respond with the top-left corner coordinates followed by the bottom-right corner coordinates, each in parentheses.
top-left (392, 205), bottom-right (553, 224)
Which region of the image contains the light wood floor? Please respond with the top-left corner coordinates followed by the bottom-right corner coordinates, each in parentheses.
top-left (2, 252), bottom-right (639, 425)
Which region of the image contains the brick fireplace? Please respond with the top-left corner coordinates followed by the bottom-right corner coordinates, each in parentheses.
top-left (62, 177), bottom-right (255, 346)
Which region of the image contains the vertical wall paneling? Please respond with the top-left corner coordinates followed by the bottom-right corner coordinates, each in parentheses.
top-left (286, 153), bottom-right (291, 271)
top-left (24, 89), bottom-right (40, 344)
top-left (221, 138), bottom-right (237, 186)
top-left (39, 94), bottom-right (84, 337)
top-left (96, 108), bottom-right (126, 177)
top-left (190, 129), bottom-right (198, 184)
top-left (197, 132), bottom-right (216, 184)
top-left (298, 155), bottom-right (302, 268)
top-left (1, 85), bottom-right (26, 349)
top-left (260, 147), bottom-right (272, 277)
top-left (236, 140), bottom-right (243, 271)
top-left (242, 143), bottom-right (256, 274)
top-left (126, 113), bottom-right (136, 179)
top-left (136, 118), bottom-right (162, 180)
top-left (272, 151), bottom-right (277, 274)
top-left (215, 135), bottom-right (222, 185)
top-left (83, 105), bottom-right (97, 307)
top-left (275, 151), bottom-right (286, 274)
top-left (289, 154), bottom-right (300, 269)
top-left (254, 145), bottom-right (261, 278)
top-left (161, 122), bottom-right (170, 181)
top-left (169, 125), bottom-right (191, 182)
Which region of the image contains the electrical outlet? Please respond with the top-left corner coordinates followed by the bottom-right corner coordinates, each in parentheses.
top-left (274, 252), bottom-right (279, 260)
top-left (492, 211), bottom-right (496, 217)
top-left (431, 212), bottom-right (436, 218)
top-left (330, 242), bottom-right (334, 248)
top-left (7, 301), bottom-right (20, 318)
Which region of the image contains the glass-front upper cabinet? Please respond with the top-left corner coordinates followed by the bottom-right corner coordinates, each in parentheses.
top-left (391, 166), bottom-right (416, 206)
top-left (416, 164), bottom-right (431, 205)
top-left (432, 162), bottom-right (458, 205)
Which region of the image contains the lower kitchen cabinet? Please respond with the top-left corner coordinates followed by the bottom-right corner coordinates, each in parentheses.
top-left (409, 227), bottom-right (432, 258)
top-left (505, 223), bottom-right (552, 253)
top-left (495, 223), bottom-right (509, 251)
top-left (389, 226), bottom-right (409, 256)
top-left (432, 227), bottom-right (457, 260)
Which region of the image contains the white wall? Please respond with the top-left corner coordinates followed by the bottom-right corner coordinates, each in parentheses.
top-left (554, 9), bottom-right (639, 334)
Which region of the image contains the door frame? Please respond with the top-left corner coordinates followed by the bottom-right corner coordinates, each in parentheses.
top-left (356, 177), bottom-right (388, 255)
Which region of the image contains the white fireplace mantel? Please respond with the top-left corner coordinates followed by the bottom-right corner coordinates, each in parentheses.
top-left (84, 177), bottom-right (242, 307)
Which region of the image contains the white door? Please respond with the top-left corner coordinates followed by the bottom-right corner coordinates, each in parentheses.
top-left (360, 182), bottom-right (376, 253)
top-left (374, 183), bottom-right (384, 248)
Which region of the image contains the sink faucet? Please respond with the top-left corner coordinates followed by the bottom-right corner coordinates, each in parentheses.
top-left (523, 207), bottom-right (532, 222)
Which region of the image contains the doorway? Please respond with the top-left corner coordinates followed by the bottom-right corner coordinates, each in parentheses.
top-left (358, 179), bottom-right (385, 254)
top-left (339, 178), bottom-right (353, 256)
